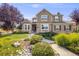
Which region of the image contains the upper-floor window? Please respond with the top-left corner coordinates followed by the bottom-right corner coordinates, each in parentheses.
top-left (55, 16), bottom-right (59, 22)
top-left (55, 16), bottom-right (59, 19)
top-left (41, 24), bottom-right (48, 30)
top-left (33, 19), bottom-right (37, 22)
top-left (41, 15), bottom-right (48, 19)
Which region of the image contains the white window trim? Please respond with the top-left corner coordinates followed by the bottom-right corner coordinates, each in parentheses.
top-left (65, 25), bottom-right (70, 31)
top-left (24, 24), bottom-right (30, 31)
top-left (55, 16), bottom-right (59, 19)
top-left (55, 16), bottom-right (59, 22)
top-left (54, 25), bottom-right (60, 31)
top-left (41, 15), bottom-right (48, 19)
top-left (33, 19), bottom-right (37, 22)
top-left (41, 24), bottom-right (49, 30)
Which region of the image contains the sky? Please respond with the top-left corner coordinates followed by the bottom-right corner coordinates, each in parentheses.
top-left (2, 3), bottom-right (79, 21)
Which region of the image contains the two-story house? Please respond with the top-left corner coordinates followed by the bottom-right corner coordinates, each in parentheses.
top-left (22, 9), bottom-right (76, 33)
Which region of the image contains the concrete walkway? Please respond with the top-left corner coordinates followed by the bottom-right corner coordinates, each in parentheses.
top-left (51, 44), bottom-right (77, 56)
top-left (42, 38), bottom-right (77, 56)
top-left (42, 38), bottom-right (54, 44)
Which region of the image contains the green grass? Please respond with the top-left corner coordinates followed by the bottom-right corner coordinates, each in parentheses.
top-left (0, 33), bottom-right (28, 40)
top-left (0, 33), bottom-right (28, 56)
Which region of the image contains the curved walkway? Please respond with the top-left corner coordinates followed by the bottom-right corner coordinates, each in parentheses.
top-left (42, 38), bottom-right (54, 44)
top-left (28, 33), bottom-right (77, 56)
top-left (51, 44), bottom-right (77, 56)
top-left (42, 38), bottom-right (77, 56)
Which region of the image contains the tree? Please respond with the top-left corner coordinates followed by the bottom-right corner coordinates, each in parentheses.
top-left (70, 9), bottom-right (79, 31)
top-left (70, 9), bottom-right (79, 24)
top-left (2, 20), bottom-right (14, 31)
top-left (0, 3), bottom-right (24, 31)
top-left (16, 24), bottom-right (22, 31)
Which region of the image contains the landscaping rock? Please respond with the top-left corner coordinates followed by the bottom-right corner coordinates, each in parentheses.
top-left (13, 41), bottom-right (21, 47)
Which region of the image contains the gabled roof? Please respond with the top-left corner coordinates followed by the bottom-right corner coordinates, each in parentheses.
top-left (36, 9), bottom-right (53, 16)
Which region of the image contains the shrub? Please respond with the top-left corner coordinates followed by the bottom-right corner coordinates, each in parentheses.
top-left (54, 33), bottom-right (70, 46)
top-left (30, 35), bottom-right (43, 44)
top-left (23, 37), bottom-right (30, 41)
top-left (13, 32), bottom-right (29, 34)
top-left (37, 32), bottom-right (56, 40)
top-left (68, 33), bottom-right (79, 47)
top-left (54, 33), bottom-right (79, 54)
top-left (32, 42), bottom-right (54, 56)
top-left (74, 47), bottom-right (79, 54)
top-left (67, 46), bottom-right (79, 54)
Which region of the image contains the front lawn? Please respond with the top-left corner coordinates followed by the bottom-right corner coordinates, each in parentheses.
top-left (0, 33), bottom-right (28, 40)
top-left (0, 33), bottom-right (28, 56)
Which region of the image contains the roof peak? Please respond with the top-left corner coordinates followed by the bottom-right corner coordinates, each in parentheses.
top-left (36, 8), bottom-right (53, 16)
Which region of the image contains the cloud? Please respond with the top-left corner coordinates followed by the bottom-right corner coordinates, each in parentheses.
top-left (31, 4), bottom-right (40, 8)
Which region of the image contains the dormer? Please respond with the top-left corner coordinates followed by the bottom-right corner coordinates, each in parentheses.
top-left (54, 12), bottom-right (63, 22)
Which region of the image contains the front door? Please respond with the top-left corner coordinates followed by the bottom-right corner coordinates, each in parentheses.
top-left (32, 24), bottom-right (37, 33)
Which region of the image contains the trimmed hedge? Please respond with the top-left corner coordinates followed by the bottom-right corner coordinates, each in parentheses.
top-left (32, 42), bottom-right (54, 56)
top-left (30, 35), bottom-right (43, 44)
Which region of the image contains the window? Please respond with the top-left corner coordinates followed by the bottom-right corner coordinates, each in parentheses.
top-left (55, 16), bottom-right (59, 22)
top-left (66, 26), bottom-right (70, 30)
top-left (28, 25), bottom-right (30, 30)
top-left (24, 24), bottom-right (30, 30)
top-left (54, 25), bottom-right (61, 30)
top-left (33, 19), bottom-right (37, 22)
top-left (41, 15), bottom-right (48, 19)
top-left (41, 24), bottom-right (48, 30)
top-left (25, 24), bottom-right (27, 30)
top-left (55, 16), bottom-right (59, 19)
top-left (64, 25), bottom-right (71, 31)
